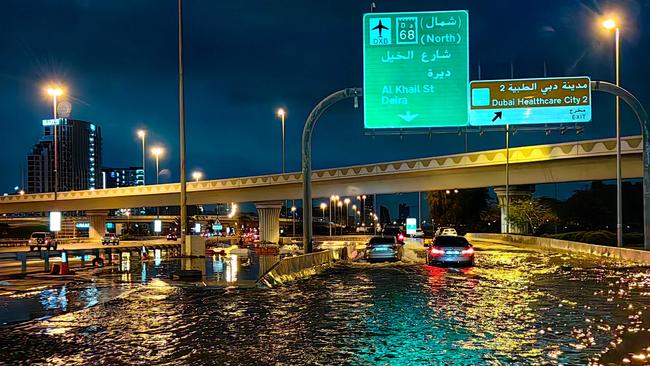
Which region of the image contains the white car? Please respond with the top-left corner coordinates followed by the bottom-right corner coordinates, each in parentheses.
top-left (434, 227), bottom-right (458, 237)
top-left (29, 232), bottom-right (58, 251)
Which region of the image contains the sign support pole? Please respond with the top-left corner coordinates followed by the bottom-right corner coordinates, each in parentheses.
top-left (302, 88), bottom-right (362, 253)
top-left (591, 81), bottom-right (649, 250)
top-left (505, 123), bottom-right (510, 234)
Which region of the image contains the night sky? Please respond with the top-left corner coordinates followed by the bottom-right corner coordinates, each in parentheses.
top-left (1, 0), bottom-right (649, 214)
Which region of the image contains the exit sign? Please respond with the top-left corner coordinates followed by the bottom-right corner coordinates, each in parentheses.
top-left (469, 77), bottom-right (592, 125)
top-left (363, 10), bottom-right (469, 129)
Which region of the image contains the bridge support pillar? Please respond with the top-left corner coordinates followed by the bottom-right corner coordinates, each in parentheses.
top-left (183, 235), bottom-right (205, 257)
top-left (87, 210), bottom-right (109, 240)
top-left (494, 185), bottom-right (535, 234)
top-left (256, 201), bottom-right (282, 244)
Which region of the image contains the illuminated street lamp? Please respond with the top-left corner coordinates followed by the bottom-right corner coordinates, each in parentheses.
top-left (352, 204), bottom-right (357, 225)
top-left (373, 214), bottom-right (378, 235)
top-left (46, 87), bottom-right (63, 118)
top-left (361, 194), bottom-right (367, 225)
top-left (337, 201), bottom-right (343, 235)
top-left (291, 206), bottom-right (297, 237)
top-left (276, 108), bottom-right (286, 174)
top-left (320, 202), bottom-right (327, 223)
top-left (151, 146), bottom-right (163, 217)
top-left (151, 147), bottom-right (164, 185)
top-left (137, 130), bottom-right (146, 185)
top-left (277, 108), bottom-right (288, 214)
top-left (344, 198), bottom-right (351, 228)
top-left (329, 195), bottom-right (335, 236)
top-left (601, 16), bottom-right (623, 247)
top-left (46, 86), bottom-right (64, 198)
top-left (192, 171), bottom-right (203, 182)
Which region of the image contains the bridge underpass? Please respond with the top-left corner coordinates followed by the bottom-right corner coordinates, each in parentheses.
top-left (0, 136), bottom-right (643, 247)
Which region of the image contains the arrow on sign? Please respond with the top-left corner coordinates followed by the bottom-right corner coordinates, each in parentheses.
top-left (398, 111), bottom-right (419, 122)
top-left (491, 111), bottom-right (502, 122)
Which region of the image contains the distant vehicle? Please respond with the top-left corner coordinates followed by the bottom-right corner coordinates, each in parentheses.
top-left (427, 235), bottom-right (474, 266)
top-left (382, 225), bottom-right (405, 244)
top-left (101, 233), bottom-right (120, 246)
top-left (166, 233), bottom-right (178, 241)
top-left (365, 236), bottom-right (403, 263)
top-left (411, 229), bottom-right (425, 238)
top-left (28, 232), bottom-right (57, 251)
top-left (356, 226), bottom-right (370, 233)
top-left (434, 227), bottom-right (458, 237)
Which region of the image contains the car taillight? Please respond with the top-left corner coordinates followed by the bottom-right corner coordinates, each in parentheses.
top-left (397, 234), bottom-right (404, 242)
top-left (430, 247), bottom-right (444, 255)
top-left (462, 247), bottom-right (474, 255)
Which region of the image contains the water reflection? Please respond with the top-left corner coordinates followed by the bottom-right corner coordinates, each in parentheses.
top-left (225, 254), bottom-right (238, 283)
top-left (38, 287), bottom-right (68, 311)
top-left (0, 246), bottom-right (648, 365)
top-left (154, 249), bottom-right (162, 267)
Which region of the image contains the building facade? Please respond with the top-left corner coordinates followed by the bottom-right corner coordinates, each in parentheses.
top-left (27, 119), bottom-right (102, 193)
top-left (101, 167), bottom-right (144, 188)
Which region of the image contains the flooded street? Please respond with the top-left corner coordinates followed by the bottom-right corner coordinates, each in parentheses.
top-left (1, 242), bottom-right (649, 365)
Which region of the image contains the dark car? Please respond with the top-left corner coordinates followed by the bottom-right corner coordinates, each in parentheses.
top-left (427, 235), bottom-right (474, 266)
top-left (365, 236), bottom-right (403, 263)
top-left (382, 225), bottom-right (405, 244)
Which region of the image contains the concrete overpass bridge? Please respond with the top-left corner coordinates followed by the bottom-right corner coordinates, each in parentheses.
top-left (0, 136), bottom-right (643, 242)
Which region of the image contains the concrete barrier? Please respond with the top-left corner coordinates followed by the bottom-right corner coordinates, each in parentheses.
top-left (466, 233), bottom-right (650, 264)
top-left (258, 249), bottom-right (342, 287)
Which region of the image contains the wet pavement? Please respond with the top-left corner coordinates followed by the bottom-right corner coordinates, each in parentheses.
top-left (0, 242), bottom-right (649, 365)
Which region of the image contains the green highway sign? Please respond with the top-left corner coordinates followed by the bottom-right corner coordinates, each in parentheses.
top-left (363, 10), bottom-right (469, 129)
top-left (469, 77), bottom-right (592, 126)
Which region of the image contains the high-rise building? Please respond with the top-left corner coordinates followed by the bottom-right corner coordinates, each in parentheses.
top-left (27, 118), bottom-right (102, 193)
top-left (398, 203), bottom-right (410, 223)
top-left (101, 167), bottom-right (144, 188)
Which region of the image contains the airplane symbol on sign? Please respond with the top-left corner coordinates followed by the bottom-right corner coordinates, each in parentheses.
top-left (372, 19), bottom-right (389, 37)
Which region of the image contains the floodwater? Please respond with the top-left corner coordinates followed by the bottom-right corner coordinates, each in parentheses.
top-left (0, 242), bottom-right (649, 365)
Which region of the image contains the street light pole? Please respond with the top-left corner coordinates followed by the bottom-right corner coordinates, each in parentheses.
top-left (277, 108), bottom-right (287, 215)
top-left (344, 198), bottom-right (350, 229)
top-left (362, 195), bottom-right (367, 226)
top-left (178, 0), bottom-right (188, 247)
top-left (337, 201), bottom-right (343, 235)
top-left (291, 206), bottom-right (296, 237)
top-left (505, 123), bottom-right (510, 234)
top-left (601, 17), bottom-right (623, 247)
top-left (46, 87), bottom-right (63, 199)
top-left (53, 93), bottom-right (58, 199)
top-left (615, 25), bottom-right (623, 247)
top-left (152, 147), bottom-right (163, 217)
top-left (137, 130), bottom-right (146, 184)
top-left (329, 195), bottom-right (334, 236)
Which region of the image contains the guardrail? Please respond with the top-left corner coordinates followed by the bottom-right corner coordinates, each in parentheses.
top-left (0, 239), bottom-right (28, 247)
top-left (466, 233), bottom-right (650, 264)
top-left (258, 249), bottom-right (344, 287)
